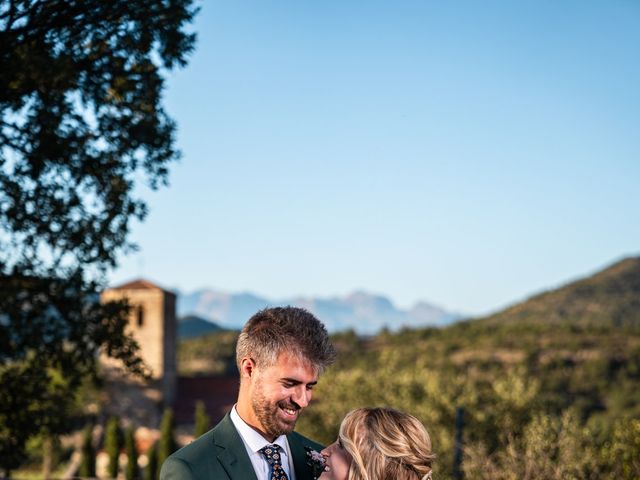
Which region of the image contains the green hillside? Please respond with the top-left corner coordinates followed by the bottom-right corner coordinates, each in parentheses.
top-left (179, 257), bottom-right (640, 479)
top-left (178, 315), bottom-right (223, 339)
top-left (477, 256), bottom-right (640, 327)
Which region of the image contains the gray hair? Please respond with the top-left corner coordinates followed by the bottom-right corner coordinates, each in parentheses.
top-left (235, 306), bottom-right (336, 373)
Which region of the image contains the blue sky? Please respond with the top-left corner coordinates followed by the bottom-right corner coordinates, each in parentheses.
top-left (110, 0), bottom-right (640, 316)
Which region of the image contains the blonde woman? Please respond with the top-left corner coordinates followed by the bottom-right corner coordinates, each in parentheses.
top-left (319, 407), bottom-right (435, 480)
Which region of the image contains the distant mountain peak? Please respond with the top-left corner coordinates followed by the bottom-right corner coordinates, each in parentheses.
top-left (178, 289), bottom-right (459, 334)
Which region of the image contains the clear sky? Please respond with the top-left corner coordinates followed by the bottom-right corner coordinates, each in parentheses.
top-left (109, 0), bottom-right (640, 316)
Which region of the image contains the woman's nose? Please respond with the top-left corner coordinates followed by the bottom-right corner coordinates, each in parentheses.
top-left (321, 441), bottom-right (335, 457)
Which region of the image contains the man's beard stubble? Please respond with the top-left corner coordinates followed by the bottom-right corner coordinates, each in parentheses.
top-left (251, 382), bottom-right (298, 439)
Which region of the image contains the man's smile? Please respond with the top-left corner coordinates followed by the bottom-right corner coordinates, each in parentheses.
top-left (279, 402), bottom-right (300, 419)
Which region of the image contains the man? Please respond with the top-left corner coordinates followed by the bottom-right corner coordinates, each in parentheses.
top-left (160, 307), bottom-right (336, 480)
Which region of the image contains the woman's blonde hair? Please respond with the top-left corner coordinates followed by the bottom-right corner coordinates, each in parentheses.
top-left (339, 407), bottom-right (435, 480)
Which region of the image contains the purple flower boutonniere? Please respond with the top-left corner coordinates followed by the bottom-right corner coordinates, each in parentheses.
top-left (304, 446), bottom-right (327, 480)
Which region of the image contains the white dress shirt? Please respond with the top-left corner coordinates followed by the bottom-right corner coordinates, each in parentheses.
top-left (230, 405), bottom-right (297, 480)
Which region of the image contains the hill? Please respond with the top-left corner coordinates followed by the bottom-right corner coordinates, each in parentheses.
top-left (177, 315), bottom-right (224, 339)
top-left (178, 257), bottom-right (640, 478)
top-left (476, 256), bottom-right (640, 327)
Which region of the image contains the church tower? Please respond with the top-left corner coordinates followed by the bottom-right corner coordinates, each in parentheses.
top-left (101, 279), bottom-right (177, 408)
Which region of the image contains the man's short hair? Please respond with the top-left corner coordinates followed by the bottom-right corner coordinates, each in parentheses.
top-left (235, 306), bottom-right (336, 374)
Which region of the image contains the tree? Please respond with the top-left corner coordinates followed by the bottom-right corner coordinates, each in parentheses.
top-left (105, 416), bottom-right (123, 479)
top-left (78, 425), bottom-right (96, 479)
top-left (0, 0), bottom-right (197, 474)
top-left (41, 433), bottom-right (61, 480)
top-left (144, 443), bottom-right (158, 480)
top-left (193, 400), bottom-right (210, 438)
top-left (125, 426), bottom-right (139, 480)
top-left (157, 408), bottom-right (176, 471)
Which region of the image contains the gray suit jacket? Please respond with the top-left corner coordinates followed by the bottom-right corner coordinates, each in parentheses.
top-left (160, 413), bottom-right (324, 480)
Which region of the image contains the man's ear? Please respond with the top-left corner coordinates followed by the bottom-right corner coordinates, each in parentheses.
top-left (239, 357), bottom-right (256, 380)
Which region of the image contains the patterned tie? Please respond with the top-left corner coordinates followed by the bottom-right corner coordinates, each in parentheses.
top-left (259, 444), bottom-right (289, 480)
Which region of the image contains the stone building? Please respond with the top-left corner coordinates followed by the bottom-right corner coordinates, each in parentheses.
top-left (100, 278), bottom-right (238, 430)
top-left (100, 279), bottom-right (177, 424)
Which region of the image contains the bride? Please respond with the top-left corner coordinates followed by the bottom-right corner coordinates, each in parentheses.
top-left (318, 407), bottom-right (435, 480)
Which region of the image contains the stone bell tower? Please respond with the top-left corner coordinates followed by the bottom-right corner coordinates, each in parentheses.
top-left (101, 279), bottom-right (177, 408)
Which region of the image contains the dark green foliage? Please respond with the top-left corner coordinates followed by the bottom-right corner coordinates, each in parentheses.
top-left (144, 443), bottom-right (158, 480)
top-left (0, 0), bottom-right (198, 273)
top-left (104, 416), bottom-right (123, 479)
top-left (0, 360), bottom-right (45, 474)
top-left (0, 0), bottom-right (199, 273)
top-left (78, 425), bottom-right (96, 478)
top-left (157, 408), bottom-right (176, 471)
top-left (193, 401), bottom-right (210, 438)
top-left (0, 0), bottom-right (197, 473)
top-left (124, 426), bottom-right (138, 480)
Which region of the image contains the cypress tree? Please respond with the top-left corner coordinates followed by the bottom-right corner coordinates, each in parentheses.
top-left (193, 401), bottom-right (210, 438)
top-left (78, 425), bottom-right (96, 478)
top-left (144, 443), bottom-right (158, 480)
top-left (157, 409), bottom-right (176, 470)
top-left (124, 426), bottom-right (138, 480)
top-left (104, 417), bottom-right (123, 479)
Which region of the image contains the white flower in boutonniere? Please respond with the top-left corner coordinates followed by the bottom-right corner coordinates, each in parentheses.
top-left (304, 446), bottom-right (328, 480)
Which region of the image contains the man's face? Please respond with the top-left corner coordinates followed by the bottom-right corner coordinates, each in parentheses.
top-left (247, 352), bottom-right (318, 440)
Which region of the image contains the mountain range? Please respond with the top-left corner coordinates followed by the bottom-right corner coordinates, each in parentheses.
top-left (176, 256), bottom-right (640, 335)
top-left (177, 289), bottom-right (460, 334)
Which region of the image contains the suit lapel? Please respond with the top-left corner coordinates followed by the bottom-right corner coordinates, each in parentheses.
top-left (212, 414), bottom-right (259, 480)
top-left (288, 433), bottom-right (312, 480)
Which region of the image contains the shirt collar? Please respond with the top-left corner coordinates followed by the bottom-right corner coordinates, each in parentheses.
top-left (230, 404), bottom-right (289, 453)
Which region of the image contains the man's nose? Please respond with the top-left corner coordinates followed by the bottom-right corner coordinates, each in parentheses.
top-left (292, 386), bottom-right (311, 408)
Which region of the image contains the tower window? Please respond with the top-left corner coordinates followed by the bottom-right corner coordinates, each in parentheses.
top-left (137, 306), bottom-right (144, 327)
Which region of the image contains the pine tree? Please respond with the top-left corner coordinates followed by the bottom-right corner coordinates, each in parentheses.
top-left (193, 401), bottom-right (210, 438)
top-left (105, 417), bottom-right (123, 479)
top-left (157, 409), bottom-right (176, 471)
top-left (124, 426), bottom-right (138, 480)
top-left (78, 425), bottom-right (96, 478)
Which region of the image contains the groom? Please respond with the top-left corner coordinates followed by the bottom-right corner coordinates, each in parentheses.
top-left (160, 306), bottom-right (336, 480)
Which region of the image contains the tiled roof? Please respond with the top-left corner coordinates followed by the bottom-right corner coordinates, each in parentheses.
top-left (108, 278), bottom-right (176, 296)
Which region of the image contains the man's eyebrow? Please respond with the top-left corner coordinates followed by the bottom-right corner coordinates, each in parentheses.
top-left (281, 377), bottom-right (318, 386)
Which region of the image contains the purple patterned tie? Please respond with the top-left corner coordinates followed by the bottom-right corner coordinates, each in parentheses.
top-left (259, 444), bottom-right (289, 480)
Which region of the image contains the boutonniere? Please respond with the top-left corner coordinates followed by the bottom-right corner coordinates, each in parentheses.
top-left (304, 446), bottom-right (327, 480)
